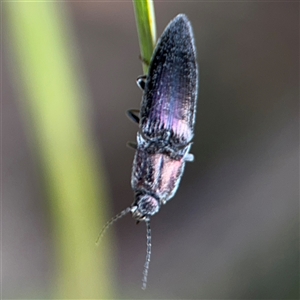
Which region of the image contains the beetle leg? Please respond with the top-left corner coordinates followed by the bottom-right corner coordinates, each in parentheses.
top-left (136, 75), bottom-right (147, 90)
top-left (126, 109), bottom-right (140, 124)
top-left (184, 153), bottom-right (194, 162)
top-left (127, 141), bottom-right (137, 150)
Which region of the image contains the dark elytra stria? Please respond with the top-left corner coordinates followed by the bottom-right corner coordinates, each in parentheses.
top-left (97, 14), bottom-right (198, 289)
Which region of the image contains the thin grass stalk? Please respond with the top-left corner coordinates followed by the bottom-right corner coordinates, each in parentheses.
top-left (133, 0), bottom-right (157, 74)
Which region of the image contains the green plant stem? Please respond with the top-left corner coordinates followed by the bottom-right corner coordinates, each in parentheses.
top-left (133, 0), bottom-right (157, 74)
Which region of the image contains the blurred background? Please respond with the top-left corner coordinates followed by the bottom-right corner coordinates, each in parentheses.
top-left (3, 1), bottom-right (299, 299)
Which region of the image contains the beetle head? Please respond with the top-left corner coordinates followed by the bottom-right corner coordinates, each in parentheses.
top-left (131, 194), bottom-right (160, 221)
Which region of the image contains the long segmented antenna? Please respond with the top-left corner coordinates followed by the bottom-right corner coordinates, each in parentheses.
top-left (142, 220), bottom-right (152, 290)
top-left (95, 207), bottom-right (131, 245)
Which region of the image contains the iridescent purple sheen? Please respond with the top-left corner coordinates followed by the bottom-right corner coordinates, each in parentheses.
top-left (99, 15), bottom-right (198, 290)
top-left (131, 14), bottom-right (198, 219)
top-left (140, 14), bottom-right (198, 149)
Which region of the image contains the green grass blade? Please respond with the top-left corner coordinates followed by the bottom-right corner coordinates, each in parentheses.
top-left (133, 0), bottom-right (156, 74)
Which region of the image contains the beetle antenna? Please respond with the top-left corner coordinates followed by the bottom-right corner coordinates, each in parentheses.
top-left (142, 219), bottom-right (152, 290)
top-left (95, 207), bottom-right (131, 245)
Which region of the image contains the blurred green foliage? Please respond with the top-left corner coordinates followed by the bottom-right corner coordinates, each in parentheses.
top-left (6, 2), bottom-right (114, 298)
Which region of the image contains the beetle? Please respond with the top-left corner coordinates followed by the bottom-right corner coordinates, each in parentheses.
top-left (97, 14), bottom-right (198, 289)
